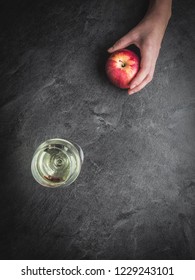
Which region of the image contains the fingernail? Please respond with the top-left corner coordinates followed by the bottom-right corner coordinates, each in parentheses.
top-left (130, 84), bottom-right (136, 90)
top-left (107, 47), bottom-right (113, 52)
top-left (128, 91), bottom-right (134, 95)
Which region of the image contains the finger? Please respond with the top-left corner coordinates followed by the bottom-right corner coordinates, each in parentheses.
top-left (128, 68), bottom-right (155, 95)
top-left (128, 74), bottom-right (152, 95)
top-left (107, 32), bottom-right (135, 53)
top-left (129, 47), bottom-right (153, 89)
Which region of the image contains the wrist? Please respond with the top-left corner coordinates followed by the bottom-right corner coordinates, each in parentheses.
top-left (146, 0), bottom-right (172, 24)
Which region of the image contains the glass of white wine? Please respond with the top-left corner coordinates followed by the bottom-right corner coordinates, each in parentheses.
top-left (31, 138), bottom-right (84, 188)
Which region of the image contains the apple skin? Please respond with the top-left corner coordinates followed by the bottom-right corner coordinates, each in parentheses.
top-left (106, 49), bottom-right (140, 89)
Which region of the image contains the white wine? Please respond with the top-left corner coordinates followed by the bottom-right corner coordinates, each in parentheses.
top-left (31, 139), bottom-right (84, 188)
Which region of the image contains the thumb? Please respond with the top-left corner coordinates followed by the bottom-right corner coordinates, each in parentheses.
top-left (107, 32), bottom-right (135, 53)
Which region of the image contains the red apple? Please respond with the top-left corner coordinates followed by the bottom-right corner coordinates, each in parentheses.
top-left (106, 49), bottom-right (140, 89)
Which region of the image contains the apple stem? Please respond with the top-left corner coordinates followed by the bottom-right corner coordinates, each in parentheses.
top-left (119, 59), bottom-right (125, 67)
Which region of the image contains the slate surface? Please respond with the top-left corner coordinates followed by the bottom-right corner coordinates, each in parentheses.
top-left (0, 0), bottom-right (195, 259)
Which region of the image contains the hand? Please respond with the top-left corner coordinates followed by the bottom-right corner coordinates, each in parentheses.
top-left (108, 1), bottom-right (171, 95)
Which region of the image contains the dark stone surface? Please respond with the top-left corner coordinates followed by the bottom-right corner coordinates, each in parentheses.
top-left (0, 0), bottom-right (195, 260)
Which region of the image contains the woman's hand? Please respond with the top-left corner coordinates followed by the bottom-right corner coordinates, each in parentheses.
top-left (108, 0), bottom-right (172, 95)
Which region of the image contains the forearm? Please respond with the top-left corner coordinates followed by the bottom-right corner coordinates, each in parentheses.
top-left (138, 0), bottom-right (172, 39)
top-left (148, 0), bottom-right (172, 20)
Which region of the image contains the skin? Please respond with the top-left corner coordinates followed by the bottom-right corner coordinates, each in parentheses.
top-left (108, 0), bottom-right (172, 95)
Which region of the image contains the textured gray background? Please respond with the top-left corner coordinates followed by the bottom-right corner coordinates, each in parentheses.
top-left (0, 0), bottom-right (195, 259)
